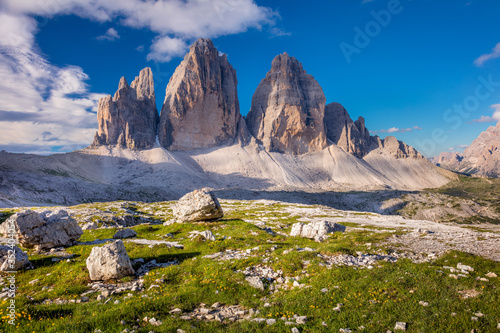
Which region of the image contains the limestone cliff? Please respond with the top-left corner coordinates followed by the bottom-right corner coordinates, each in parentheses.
top-left (246, 53), bottom-right (328, 155)
top-left (92, 68), bottom-right (158, 150)
top-left (158, 38), bottom-right (241, 150)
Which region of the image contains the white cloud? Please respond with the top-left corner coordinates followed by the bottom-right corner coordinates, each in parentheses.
top-left (2, 0), bottom-right (278, 62)
top-left (147, 36), bottom-right (189, 62)
top-left (474, 42), bottom-right (500, 67)
top-left (97, 27), bottom-right (120, 41)
top-left (370, 125), bottom-right (422, 135)
top-left (472, 104), bottom-right (500, 123)
top-left (0, 0), bottom-right (279, 154)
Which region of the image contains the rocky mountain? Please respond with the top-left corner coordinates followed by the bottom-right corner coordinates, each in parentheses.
top-left (158, 38), bottom-right (243, 151)
top-left (433, 121), bottom-right (500, 177)
top-left (92, 68), bottom-right (158, 150)
top-left (246, 53), bottom-right (328, 155)
top-left (323, 102), bottom-right (421, 159)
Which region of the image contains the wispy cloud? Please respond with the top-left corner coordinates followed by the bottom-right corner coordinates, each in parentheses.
top-left (0, 0), bottom-right (280, 154)
top-left (472, 104), bottom-right (500, 123)
top-left (370, 125), bottom-right (422, 135)
top-left (474, 42), bottom-right (500, 66)
top-left (1, 0), bottom-right (278, 63)
top-left (97, 28), bottom-right (120, 41)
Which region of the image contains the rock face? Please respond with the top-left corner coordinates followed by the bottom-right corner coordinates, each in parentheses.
top-left (0, 210), bottom-right (82, 250)
top-left (246, 53), bottom-right (328, 154)
top-left (173, 188), bottom-right (223, 222)
top-left (324, 102), bottom-right (375, 158)
top-left (324, 102), bottom-right (422, 159)
top-left (92, 67), bottom-right (158, 150)
top-left (290, 221), bottom-right (346, 242)
top-left (433, 121), bottom-right (500, 177)
top-left (0, 245), bottom-right (33, 271)
top-left (86, 240), bottom-right (134, 281)
top-left (159, 38), bottom-right (241, 150)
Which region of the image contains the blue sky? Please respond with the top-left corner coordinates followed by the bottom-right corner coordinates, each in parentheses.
top-left (0, 0), bottom-right (499, 156)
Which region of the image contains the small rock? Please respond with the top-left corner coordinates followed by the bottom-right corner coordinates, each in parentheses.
top-left (177, 330), bottom-right (186, 333)
top-left (266, 319), bottom-right (276, 325)
top-left (81, 297), bottom-right (89, 303)
top-left (457, 263), bottom-right (474, 272)
top-left (291, 328), bottom-right (299, 333)
top-left (245, 276), bottom-right (264, 290)
top-left (394, 322), bottom-right (407, 331)
top-left (471, 317), bottom-right (478, 321)
top-left (82, 222), bottom-right (98, 230)
top-left (170, 308), bottom-right (183, 314)
top-left (113, 229), bottom-right (138, 239)
top-left (149, 318), bottom-right (163, 326)
top-left (114, 300), bottom-right (120, 305)
top-left (296, 316), bottom-right (307, 324)
top-left (485, 272), bottom-right (498, 278)
top-left (320, 288), bottom-right (329, 293)
top-left (211, 302), bottom-right (221, 308)
top-left (474, 312), bottom-right (484, 317)
top-left (419, 301), bottom-right (429, 307)
top-left (340, 329), bottom-right (352, 333)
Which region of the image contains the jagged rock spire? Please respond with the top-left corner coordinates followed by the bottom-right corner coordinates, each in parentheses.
top-left (92, 67), bottom-right (158, 150)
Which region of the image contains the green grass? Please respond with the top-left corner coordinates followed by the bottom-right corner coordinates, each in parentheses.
top-left (0, 200), bottom-right (498, 332)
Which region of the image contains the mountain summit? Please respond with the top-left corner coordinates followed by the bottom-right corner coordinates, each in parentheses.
top-left (158, 38), bottom-right (244, 151)
top-left (92, 67), bottom-right (158, 150)
top-left (246, 53), bottom-right (328, 155)
top-left (433, 121), bottom-right (500, 178)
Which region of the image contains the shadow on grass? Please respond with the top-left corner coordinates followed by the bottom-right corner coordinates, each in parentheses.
top-left (30, 254), bottom-right (81, 268)
top-left (139, 251), bottom-right (200, 265)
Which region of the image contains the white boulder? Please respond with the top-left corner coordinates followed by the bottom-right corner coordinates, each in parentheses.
top-left (290, 221), bottom-right (346, 242)
top-left (0, 245), bottom-right (33, 271)
top-left (0, 210), bottom-right (82, 250)
top-left (86, 240), bottom-right (134, 281)
top-left (173, 188), bottom-right (223, 222)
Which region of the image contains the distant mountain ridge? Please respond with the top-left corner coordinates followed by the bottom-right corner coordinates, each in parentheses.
top-left (432, 121), bottom-right (500, 178)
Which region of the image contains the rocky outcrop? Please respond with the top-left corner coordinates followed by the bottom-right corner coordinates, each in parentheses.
top-left (0, 210), bottom-right (83, 250)
top-left (159, 38), bottom-right (241, 150)
top-left (92, 67), bottom-right (158, 150)
top-left (246, 53), bottom-right (328, 154)
top-left (290, 221), bottom-right (346, 242)
top-left (433, 121), bottom-right (500, 178)
top-left (324, 102), bottom-right (375, 157)
top-left (173, 188), bottom-right (223, 222)
top-left (86, 240), bottom-right (134, 281)
top-left (0, 245), bottom-right (33, 271)
top-left (324, 102), bottom-right (422, 159)
top-left (113, 228), bottom-right (137, 239)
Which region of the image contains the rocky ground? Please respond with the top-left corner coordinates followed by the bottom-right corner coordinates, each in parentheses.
top-left (0, 197), bottom-right (499, 332)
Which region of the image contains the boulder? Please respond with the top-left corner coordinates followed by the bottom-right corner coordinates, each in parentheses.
top-left (91, 67), bottom-right (158, 150)
top-left (159, 38), bottom-right (242, 150)
top-left (290, 221), bottom-right (346, 242)
top-left (0, 245), bottom-right (33, 271)
top-left (246, 52), bottom-right (328, 154)
top-left (86, 240), bottom-right (135, 281)
top-left (0, 210), bottom-right (82, 250)
top-left (173, 188), bottom-right (223, 222)
top-left (113, 228), bottom-right (137, 239)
